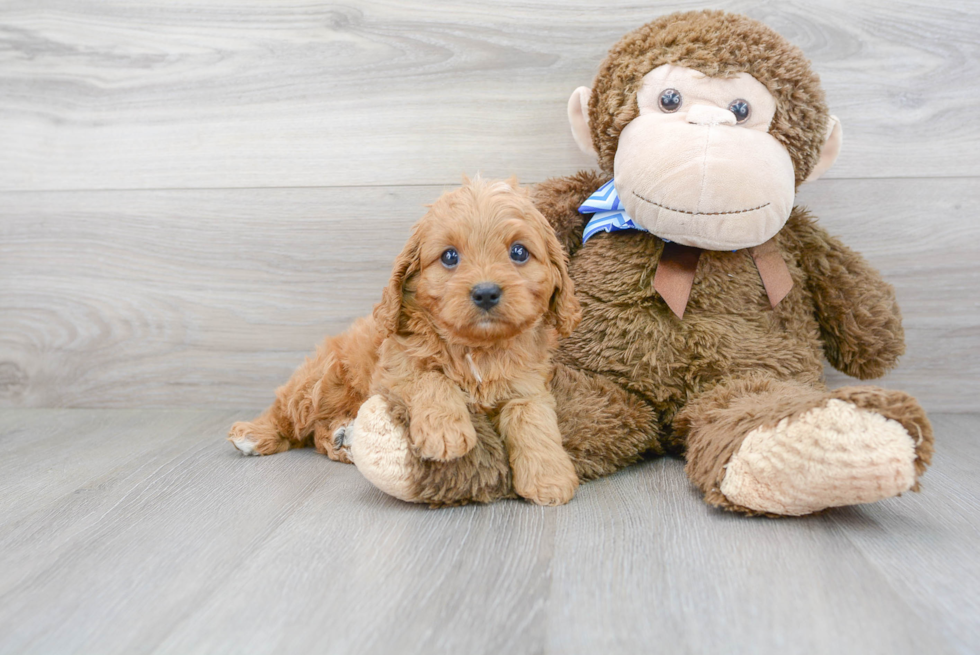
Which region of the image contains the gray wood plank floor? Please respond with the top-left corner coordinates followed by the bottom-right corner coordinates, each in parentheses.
top-left (0, 409), bottom-right (976, 655)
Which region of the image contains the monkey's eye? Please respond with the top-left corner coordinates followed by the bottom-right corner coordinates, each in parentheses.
top-left (728, 99), bottom-right (751, 123)
top-left (658, 88), bottom-right (682, 113)
top-left (440, 248), bottom-right (459, 268)
top-left (509, 243), bottom-right (529, 264)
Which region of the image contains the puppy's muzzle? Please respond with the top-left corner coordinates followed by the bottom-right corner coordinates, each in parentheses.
top-left (470, 282), bottom-right (502, 312)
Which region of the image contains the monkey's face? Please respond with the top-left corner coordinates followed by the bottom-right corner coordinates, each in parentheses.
top-left (613, 65), bottom-right (796, 251)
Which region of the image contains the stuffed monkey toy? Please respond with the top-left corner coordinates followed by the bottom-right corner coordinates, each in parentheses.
top-left (346, 9), bottom-right (934, 515)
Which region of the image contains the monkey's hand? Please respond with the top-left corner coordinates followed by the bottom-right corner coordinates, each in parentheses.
top-left (788, 211), bottom-right (905, 379)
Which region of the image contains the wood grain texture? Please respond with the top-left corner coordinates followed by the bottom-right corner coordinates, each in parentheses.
top-left (0, 409), bottom-right (976, 654)
top-left (1, 0), bottom-right (978, 191)
top-left (0, 409), bottom-right (552, 655)
top-left (829, 413), bottom-right (980, 654)
top-left (545, 411), bottom-right (979, 655)
top-left (0, 185), bottom-right (433, 408)
top-left (548, 455), bottom-right (949, 654)
top-left (1, 178), bottom-right (977, 411)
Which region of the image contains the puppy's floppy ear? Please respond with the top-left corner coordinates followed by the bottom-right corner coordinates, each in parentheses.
top-left (373, 226), bottom-right (422, 338)
top-left (538, 211), bottom-right (581, 338)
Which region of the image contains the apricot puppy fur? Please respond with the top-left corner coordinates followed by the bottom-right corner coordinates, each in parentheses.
top-left (229, 177), bottom-right (582, 506)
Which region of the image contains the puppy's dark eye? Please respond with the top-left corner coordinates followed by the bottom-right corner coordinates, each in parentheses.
top-left (659, 88), bottom-right (682, 113)
top-left (728, 99), bottom-right (751, 123)
top-left (509, 243), bottom-right (529, 263)
top-left (440, 248), bottom-right (459, 268)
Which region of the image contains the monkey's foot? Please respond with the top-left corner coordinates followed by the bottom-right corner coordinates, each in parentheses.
top-left (719, 399), bottom-right (919, 516)
top-left (347, 395), bottom-right (418, 502)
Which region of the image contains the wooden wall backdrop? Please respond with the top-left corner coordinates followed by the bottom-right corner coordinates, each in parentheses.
top-left (1, 0), bottom-right (978, 411)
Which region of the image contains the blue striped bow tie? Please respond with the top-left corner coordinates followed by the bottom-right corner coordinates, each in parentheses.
top-left (578, 179), bottom-right (648, 242)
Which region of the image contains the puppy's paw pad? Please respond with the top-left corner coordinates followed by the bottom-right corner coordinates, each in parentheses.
top-left (522, 481), bottom-right (577, 506)
top-left (516, 470), bottom-right (579, 506)
top-left (325, 423), bottom-right (354, 464)
top-left (232, 438), bottom-right (260, 456)
top-left (333, 423), bottom-right (351, 449)
top-left (413, 420), bottom-right (477, 461)
top-left (416, 433), bottom-right (471, 461)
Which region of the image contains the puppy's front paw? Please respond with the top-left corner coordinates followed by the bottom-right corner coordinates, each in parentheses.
top-left (410, 416), bottom-right (477, 461)
top-left (513, 456), bottom-right (579, 506)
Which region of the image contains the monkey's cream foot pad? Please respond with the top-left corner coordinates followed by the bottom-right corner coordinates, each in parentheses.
top-left (348, 395), bottom-right (416, 502)
top-left (720, 399), bottom-right (917, 516)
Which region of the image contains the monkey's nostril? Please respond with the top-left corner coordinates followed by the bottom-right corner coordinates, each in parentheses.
top-left (470, 283), bottom-right (502, 311)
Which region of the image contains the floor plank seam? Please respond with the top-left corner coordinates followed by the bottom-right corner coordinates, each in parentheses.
top-left (1, 174), bottom-right (978, 195)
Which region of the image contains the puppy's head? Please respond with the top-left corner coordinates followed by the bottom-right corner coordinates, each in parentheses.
top-left (374, 176), bottom-right (581, 346)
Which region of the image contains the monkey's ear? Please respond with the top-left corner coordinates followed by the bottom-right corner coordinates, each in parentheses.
top-left (373, 228), bottom-right (422, 339)
top-left (805, 115), bottom-right (843, 182)
top-left (567, 86), bottom-right (597, 158)
top-left (543, 223), bottom-right (582, 338)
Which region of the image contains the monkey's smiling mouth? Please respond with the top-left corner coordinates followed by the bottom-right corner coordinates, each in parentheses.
top-left (632, 191), bottom-right (770, 216)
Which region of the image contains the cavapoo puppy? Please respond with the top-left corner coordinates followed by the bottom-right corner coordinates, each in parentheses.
top-left (229, 177), bottom-right (582, 505)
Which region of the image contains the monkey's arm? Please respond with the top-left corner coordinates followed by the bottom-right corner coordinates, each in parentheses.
top-left (784, 209), bottom-right (905, 379)
top-left (531, 170), bottom-right (608, 256)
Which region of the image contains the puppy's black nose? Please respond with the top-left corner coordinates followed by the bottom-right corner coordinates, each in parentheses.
top-left (470, 283), bottom-right (502, 311)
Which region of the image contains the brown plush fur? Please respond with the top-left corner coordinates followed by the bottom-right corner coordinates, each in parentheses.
top-left (230, 178), bottom-right (583, 505)
top-left (677, 375), bottom-right (832, 515)
top-left (360, 10), bottom-right (932, 513)
top-left (676, 380), bottom-right (934, 516)
top-left (533, 174), bottom-right (931, 513)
